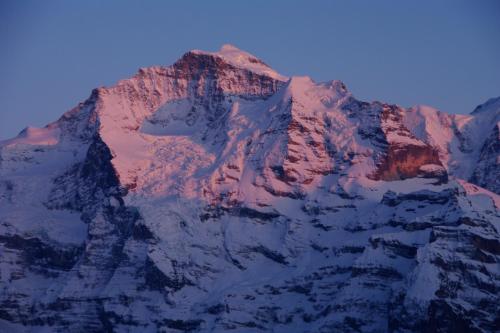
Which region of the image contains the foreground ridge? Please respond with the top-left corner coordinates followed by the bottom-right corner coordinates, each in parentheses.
top-left (0, 45), bottom-right (499, 333)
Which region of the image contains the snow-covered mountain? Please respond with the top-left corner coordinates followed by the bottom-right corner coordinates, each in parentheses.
top-left (0, 44), bottom-right (499, 333)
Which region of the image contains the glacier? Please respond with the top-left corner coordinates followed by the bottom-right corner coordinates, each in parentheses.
top-left (0, 45), bottom-right (499, 333)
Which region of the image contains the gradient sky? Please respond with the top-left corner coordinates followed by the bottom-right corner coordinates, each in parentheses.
top-left (1, 0), bottom-right (499, 139)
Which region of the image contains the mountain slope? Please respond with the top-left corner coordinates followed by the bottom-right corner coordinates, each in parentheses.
top-left (0, 45), bottom-right (499, 333)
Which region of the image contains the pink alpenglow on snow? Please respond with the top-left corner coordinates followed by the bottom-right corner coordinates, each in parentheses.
top-left (0, 45), bottom-right (499, 333)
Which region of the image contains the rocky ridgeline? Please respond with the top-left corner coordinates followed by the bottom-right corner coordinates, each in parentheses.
top-left (0, 45), bottom-right (498, 333)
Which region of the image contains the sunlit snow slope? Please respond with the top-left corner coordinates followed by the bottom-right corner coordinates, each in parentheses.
top-left (0, 45), bottom-right (499, 333)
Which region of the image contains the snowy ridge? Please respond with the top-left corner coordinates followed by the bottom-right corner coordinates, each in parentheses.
top-left (191, 44), bottom-right (288, 81)
top-left (0, 45), bottom-right (499, 333)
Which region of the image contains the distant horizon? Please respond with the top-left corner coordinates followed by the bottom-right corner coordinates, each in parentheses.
top-left (2, 0), bottom-right (500, 139)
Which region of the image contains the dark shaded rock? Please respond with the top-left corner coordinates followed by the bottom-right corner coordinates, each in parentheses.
top-left (262, 185), bottom-right (306, 200)
top-left (249, 245), bottom-right (288, 265)
top-left (158, 318), bottom-right (203, 332)
top-left (381, 189), bottom-right (456, 207)
top-left (287, 283), bottom-right (312, 295)
top-left (206, 303), bottom-right (227, 315)
top-left (227, 206), bottom-right (280, 220)
top-left (143, 258), bottom-right (193, 292)
top-left (351, 266), bottom-right (403, 280)
top-left (470, 124), bottom-right (500, 194)
top-left (132, 222), bottom-right (155, 241)
top-left (370, 237), bottom-right (418, 259)
top-left (0, 235), bottom-right (82, 271)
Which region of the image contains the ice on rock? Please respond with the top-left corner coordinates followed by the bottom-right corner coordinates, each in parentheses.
top-left (0, 45), bottom-right (499, 333)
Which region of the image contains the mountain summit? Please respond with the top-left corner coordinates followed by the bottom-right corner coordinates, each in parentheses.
top-left (189, 44), bottom-right (288, 81)
top-left (0, 45), bottom-right (499, 333)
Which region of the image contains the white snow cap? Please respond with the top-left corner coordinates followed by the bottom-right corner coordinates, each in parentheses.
top-left (471, 96), bottom-right (500, 115)
top-left (191, 44), bottom-right (288, 81)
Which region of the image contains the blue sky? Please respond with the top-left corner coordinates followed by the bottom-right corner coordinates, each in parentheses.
top-left (1, 0), bottom-right (499, 139)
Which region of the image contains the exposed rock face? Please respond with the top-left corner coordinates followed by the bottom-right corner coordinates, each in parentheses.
top-left (372, 144), bottom-right (443, 181)
top-left (470, 123), bottom-right (500, 194)
top-left (0, 45), bottom-right (498, 333)
top-left (369, 104), bottom-right (447, 182)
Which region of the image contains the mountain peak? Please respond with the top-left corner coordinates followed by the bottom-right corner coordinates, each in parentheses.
top-left (282, 76), bottom-right (315, 98)
top-left (1, 44), bottom-right (499, 333)
top-left (189, 44), bottom-right (288, 81)
top-left (471, 96), bottom-right (500, 115)
top-left (219, 43), bottom-right (243, 52)
top-left (279, 76), bottom-right (350, 108)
